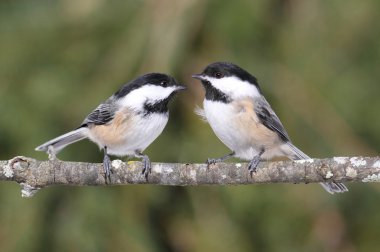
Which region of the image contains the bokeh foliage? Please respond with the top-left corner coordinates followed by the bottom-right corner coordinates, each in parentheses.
top-left (0, 0), bottom-right (379, 251)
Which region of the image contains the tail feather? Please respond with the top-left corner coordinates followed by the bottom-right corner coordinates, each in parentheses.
top-left (287, 143), bottom-right (309, 160)
top-left (35, 128), bottom-right (87, 155)
top-left (286, 142), bottom-right (348, 194)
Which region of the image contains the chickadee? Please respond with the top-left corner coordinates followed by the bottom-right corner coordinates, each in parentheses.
top-left (36, 73), bottom-right (186, 181)
top-left (192, 62), bottom-right (347, 194)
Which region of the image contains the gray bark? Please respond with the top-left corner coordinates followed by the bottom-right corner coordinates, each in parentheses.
top-left (1, 156), bottom-right (379, 197)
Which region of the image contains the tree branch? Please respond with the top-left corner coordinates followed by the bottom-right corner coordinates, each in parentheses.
top-left (1, 156), bottom-right (379, 197)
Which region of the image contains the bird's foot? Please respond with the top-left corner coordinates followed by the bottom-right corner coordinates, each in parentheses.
top-left (206, 152), bottom-right (235, 168)
top-left (248, 156), bottom-right (261, 177)
top-left (206, 158), bottom-right (220, 167)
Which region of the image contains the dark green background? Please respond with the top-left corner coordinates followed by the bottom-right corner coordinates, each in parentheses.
top-left (0, 0), bottom-right (379, 251)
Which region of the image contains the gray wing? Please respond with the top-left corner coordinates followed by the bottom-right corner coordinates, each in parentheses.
top-left (81, 99), bottom-right (117, 127)
top-left (254, 98), bottom-right (290, 142)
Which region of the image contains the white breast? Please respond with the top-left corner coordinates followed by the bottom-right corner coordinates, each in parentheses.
top-left (115, 113), bottom-right (169, 156)
top-left (203, 99), bottom-right (281, 160)
top-left (203, 100), bottom-right (256, 159)
top-left (204, 100), bottom-right (235, 148)
top-left (88, 112), bottom-right (169, 157)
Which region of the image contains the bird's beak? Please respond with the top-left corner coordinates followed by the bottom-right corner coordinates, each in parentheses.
top-left (192, 74), bottom-right (206, 81)
top-left (175, 85), bottom-right (187, 92)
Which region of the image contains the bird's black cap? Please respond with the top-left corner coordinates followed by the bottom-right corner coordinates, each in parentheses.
top-left (192, 62), bottom-right (260, 90)
top-left (115, 73), bottom-right (185, 99)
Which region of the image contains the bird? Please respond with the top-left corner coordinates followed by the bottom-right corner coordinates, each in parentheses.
top-left (35, 73), bottom-right (186, 182)
top-left (192, 62), bottom-right (348, 194)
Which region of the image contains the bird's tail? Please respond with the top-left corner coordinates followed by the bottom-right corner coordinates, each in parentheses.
top-left (35, 127), bottom-right (87, 155)
top-left (286, 142), bottom-right (348, 194)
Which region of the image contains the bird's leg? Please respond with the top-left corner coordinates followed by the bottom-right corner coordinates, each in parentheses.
top-left (134, 151), bottom-right (151, 180)
top-left (248, 148), bottom-right (265, 176)
top-left (206, 152), bottom-right (235, 167)
top-left (103, 146), bottom-right (112, 184)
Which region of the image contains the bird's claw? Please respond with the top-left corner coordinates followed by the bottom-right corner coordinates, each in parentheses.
top-left (248, 156), bottom-right (261, 177)
top-left (206, 158), bottom-right (218, 167)
top-left (206, 152), bottom-right (235, 168)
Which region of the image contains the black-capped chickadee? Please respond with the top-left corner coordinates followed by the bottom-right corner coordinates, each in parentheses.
top-left (192, 62), bottom-right (347, 194)
top-left (36, 73), bottom-right (186, 181)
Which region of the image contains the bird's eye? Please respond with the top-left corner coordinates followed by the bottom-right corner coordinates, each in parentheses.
top-left (160, 80), bottom-right (168, 87)
top-left (214, 72), bottom-right (224, 79)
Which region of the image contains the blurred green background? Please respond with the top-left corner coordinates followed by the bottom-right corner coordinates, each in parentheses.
top-left (0, 0), bottom-right (379, 251)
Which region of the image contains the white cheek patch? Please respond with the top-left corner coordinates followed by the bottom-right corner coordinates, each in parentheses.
top-left (205, 76), bottom-right (261, 99)
top-left (118, 85), bottom-right (177, 109)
